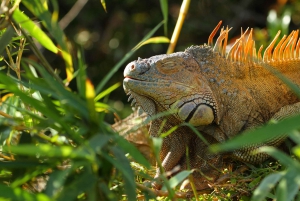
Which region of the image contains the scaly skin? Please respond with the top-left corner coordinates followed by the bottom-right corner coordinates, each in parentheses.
top-left (122, 23), bottom-right (300, 190)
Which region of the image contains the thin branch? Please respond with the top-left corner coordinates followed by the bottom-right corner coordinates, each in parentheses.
top-left (59, 0), bottom-right (88, 30)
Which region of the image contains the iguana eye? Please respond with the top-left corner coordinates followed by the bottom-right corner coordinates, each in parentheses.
top-left (156, 57), bottom-right (184, 74)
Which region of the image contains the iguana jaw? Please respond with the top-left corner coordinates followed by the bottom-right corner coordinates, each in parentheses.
top-left (124, 78), bottom-right (157, 116)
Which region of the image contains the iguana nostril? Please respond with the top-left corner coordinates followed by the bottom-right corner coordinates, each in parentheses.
top-left (130, 64), bottom-right (135, 71)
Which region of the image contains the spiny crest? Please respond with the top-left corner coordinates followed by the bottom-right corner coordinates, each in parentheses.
top-left (208, 21), bottom-right (300, 63)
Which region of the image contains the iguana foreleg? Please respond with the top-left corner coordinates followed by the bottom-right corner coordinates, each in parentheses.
top-left (150, 118), bottom-right (193, 188)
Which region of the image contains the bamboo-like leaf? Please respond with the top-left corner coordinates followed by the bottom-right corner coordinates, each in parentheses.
top-left (85, 79), bottom-right (97, 122)
top-left (115, 135), bottom-right (150, 168)
top-left (3, 144), bottom-right (94, 161)
top-left (0, 184), bottom-right (53, 201)
top-left (132, 36), bottom-right (170, 51)
top-left (159, 0), bottom-right (168, 35)
top-left (12, 9), bottom-right (58, 54)
top-left (281, 169), bottom-right (300, 201)
top-left (162, 170), bottom-right (192, 190)
top-left (56, 168), bottom-right (97, 201)
top-left (45, 168), bottom-right (71, 197)
top-left (276, 177), bottom-right (288, 201)
top-left (21, 0), bottom-right (74, 82)
top-left (94, 82), bottom-right (121, 102)
top-left (251, 172), bottom-right (284, 201)
top-left (0, 25), bottom-right (15, 55)
top-left (75, 48), bottom-right (87, 99)
top-left (100, 0), bottom-right (107, 12)
top-left (258, 146), bottom-right (300, 169)
top-left (104, 147), bottom-right (136, 201)
top-left (210, 114), bottom-right (300, 153)
top-left (293, 145), bottom-right (300, 159)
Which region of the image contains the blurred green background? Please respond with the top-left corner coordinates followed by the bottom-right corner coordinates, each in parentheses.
top-left (25, 0), bottom-right (300, 121)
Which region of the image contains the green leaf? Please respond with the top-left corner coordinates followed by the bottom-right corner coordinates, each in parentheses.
top-left (0, 184), bottom-right (53, 201)
top-left (251, 172), bottom-right (284, 201)
top-left (293, 145), bottom-right (300, 159)
top-left (56, 168), bottom-right (97, 201)
top-left (115, 135), bottom-right (150, 168)
top-left (104, 147), bottom-right (136, 201)
top-left (276, 177), bottom-right (288, 201)
top-left (258, 146), bottom-right (300, 169)
top-left (281, 169), bottom-right (300, 201)
top-left (3, 144), bottom-right (94, 161)
top-left (75, 48), bottom-right (87, 99)
top-left (0, 25), bottom-right (15, 55)
top-left (162, 170), bottom-right (192, 190)
top-left (12, 9), bottom-right (58, 54)
top-left (211, 114), bottom-right (300, 153)
top-left (100, 0), bottom-right (107, 12)
top-left (160, 0), bottom-right (168, 35)
top-left (95, 20), bottom-right (165, 94)
top-left (45, 168), bottom-right (71, 197)
top-left (94, 82), bottom-right (121, 102)
top-left (21, 0), bottom-right (73, 81)
top-left (132, 36), bottom-right (170, 51)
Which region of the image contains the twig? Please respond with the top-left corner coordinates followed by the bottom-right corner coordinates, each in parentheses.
top-left (59, 0), bottom-right (88, 30)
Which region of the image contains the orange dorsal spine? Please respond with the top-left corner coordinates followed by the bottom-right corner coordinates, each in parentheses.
top-left (209, 21), bottom-right (300, 64)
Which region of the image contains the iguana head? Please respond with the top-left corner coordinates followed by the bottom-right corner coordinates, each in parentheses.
top-left (123, 48), bottom-right (219, 126)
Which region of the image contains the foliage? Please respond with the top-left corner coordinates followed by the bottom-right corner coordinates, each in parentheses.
top-left (0, 0), bottom-right (299, 201)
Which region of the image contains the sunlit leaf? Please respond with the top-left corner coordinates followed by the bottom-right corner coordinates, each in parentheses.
top-left (0, 184), bottom-right (52, 201)
top-left (162, 170), bottom-right (192, 190)
top-left (100, 0), bottom-right (107, 12)
top-left (3, 144), bottom-right (94, 161)
top-left (12, 9), bottom-right (58, 54)
top-left (86, 79), bottom-right (97, 122)
top-left (21, 0), bottom-right (73, 82)
top-left (132, 36), bottom-right (170, 51)
top-left (94, 82), bottom-right (121, 102)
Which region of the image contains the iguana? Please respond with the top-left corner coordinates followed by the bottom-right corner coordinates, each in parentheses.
top-left (121, 21), bottom-right (300, 190)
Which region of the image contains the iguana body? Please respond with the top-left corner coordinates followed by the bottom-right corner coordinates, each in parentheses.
top-left (122, 22), bottom-right (300, 190)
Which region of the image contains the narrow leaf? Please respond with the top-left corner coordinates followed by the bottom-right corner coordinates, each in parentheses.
top-left (211, 114), bottom-right (300, 153)
top-left (162, 170), bottom-right (192, 190)
top-left (0, 184), bottom-right (52, 201)
top-left (132, 36), bottom-right (170, 51)
top-left (0, 25), bottom-right (15, 55)
top-left (104, 148), bottom-right (136, 201)
top-left (251, 172), bottom-right (284, 201)
top-left (159, 0), bottom-right (168, 35)
top-left (100, 0), bottom-right (107, 12)
top-left (94, 82), bottom-right (121, 102)
top-left (258, 146), bottom-right (300, 169)
top-left (12, 9), bottom-right (58, 53)
top-left (3, 144), bottom-right (94, 161)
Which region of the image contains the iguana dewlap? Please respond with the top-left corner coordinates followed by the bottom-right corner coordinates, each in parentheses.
top-left (123, 21), bottom-right (300, 190)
